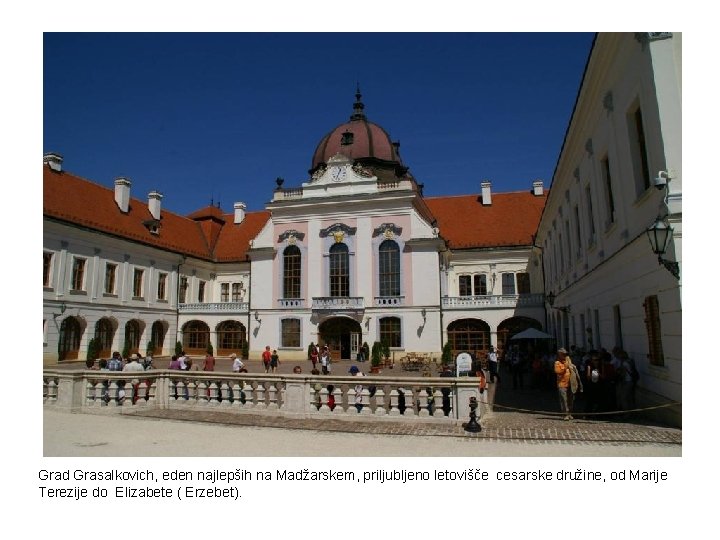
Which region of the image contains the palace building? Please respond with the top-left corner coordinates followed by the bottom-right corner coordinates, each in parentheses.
top-left (43, 32), bottom-right (681, 423)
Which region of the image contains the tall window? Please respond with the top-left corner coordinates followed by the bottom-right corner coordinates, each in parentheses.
top-left (329, 243), bottom-right (349, 297)
top-left (473, 274), bottom-right (487, 295)
top-left (157, 272), bottom-right (167, 300)
top-left (125, 320), bottom-right (141, 354)
top-left (132, 268), bottom-right (144, 298)
top-left (643, 295), bottom-right (664, 366)
top-left (71, 258), bottom-right (86, 291)
top-left (44, 252), bottom-right (53, 287)
top-left (183, 320), bottom-right (209, 351)
top-left (198, 280), bottom-right (206, 302)
top-left (58, 317), bottom-right (82, 360)
top-left (179, 276), bottom-right (188, 303)
top-left (217, 320), bottom-right (246, 353)
top-left (95, 318), bottom-right (114, 357)
top-left (151, 321), bottom-right (165, 354)
top-left (613, 305), bottom-right (624, 350)
top-left (574, 206), bottom-right (583, 257)
top-left (379, 317), bottom-right (402, 348)
top-left (501, 273), bottom-right (515, 295)
top-left (105, 263), bottom-right (117, 294)
top-left (628, 105), bottom-right (651, 195)
top-left (564, 221), bottom-right (572, 267)
top-left (378, 240), bottom-right (400, 297)
top-left (281, 318), bottom-right (301, 347)
top-left (232, 283), bottom-right (243, 302)
top-left (585, 186), bottom-right (596, 245)
top-left (283, 245), bottom-right (301, 299)
top-left (220, 283), bottom-right (229, 302)
top-left (459, 275), bottom-right (472, 296)
top-left (516, 273), bottom-right (531, 294)
top-left (601, 156), bottom-right (615, 226)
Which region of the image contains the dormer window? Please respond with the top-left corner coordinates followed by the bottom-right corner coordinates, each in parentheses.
top-left (340, 131), bottom-right (354, 146)
top-left (143, 219), bottom-right (161, 235)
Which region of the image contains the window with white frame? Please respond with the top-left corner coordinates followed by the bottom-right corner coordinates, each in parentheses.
top-left (198, 280), bottom-right (206, 303)
top-left (501, 273), bottom-right (515, 295)
top-left (627, 103), bottom-right (651, 196)
top-left (379, 316), bottom-right (402, 348)
top-left (378, 239), bottom-right (400, 297)
top-left (473, 274), bottom-right (487, 295)
top-left (221, 283), bottom-right (229, 302)
top-left (516, 272), bottom-right (531, 294)
top-left (329, 243), bottom-right (349, 297)
top-left (132, 268), bottom-right (144, 298)
top-left (157, 272), bottom-right (167, 300)
top-left (104, 263), bottom-right (117, 294)
top-left (43, 252), bottom-right (53, 287)
top-left (283, 245), bottom-right (302, 299)
top-left (281, 318), bottom-right (301, 348)
top-left (232, 283), bottom-right (243, 302)
top-left (458, 275), bottom-right (472, 296)
top-left (71, 257), bottom-right (86, 291)
top-left (179, 276), bottom-right (188, 303)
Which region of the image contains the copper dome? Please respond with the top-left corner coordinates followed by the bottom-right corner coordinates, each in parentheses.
top-left (311, 89), bottom-right (403, 172)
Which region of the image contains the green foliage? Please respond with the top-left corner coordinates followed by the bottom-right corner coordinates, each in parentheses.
top-left (86, 337), bottom-right (101, 361)
top-left (122, 341), bottom-right (131, 359)
top-left (441, 342), bottom-right (453, 365)
top-left (146, 340), bottom-right (155, 356)
top-left (371, 341), bottom-right (382, 366)
top-left (206, 342), bottom-right (214, 355)
top-left (381, 340), bottom-right (390, 360)
top-left (175, 341), bottom-right (183, 356)
top-left (241, 342), bottom-right (249, 359)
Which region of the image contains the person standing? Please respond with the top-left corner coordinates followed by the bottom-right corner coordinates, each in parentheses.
top-left (270, 349), bottom-right (280, 373)
top-left (203, 352), bottom-right (215, 372)
top-left (262, 346), bottom-right (272, 373)
top-left (123, 353), bottom-right (145, 404)
top-left (231, 353), bottom-right (245, 373)
top-left (320, 346), bottom-right (331, 375)
top-left (309, 342), bottom-right (319, 370)
top-left (487, 346), bottom-right (499, 384)
top-left (554, 348), bottom-right (574, 420)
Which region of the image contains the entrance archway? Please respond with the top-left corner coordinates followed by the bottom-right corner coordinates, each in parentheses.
top-left (59, 316), bottom-right (83, 361)
top-left (318, 317), bottom-right (362, 361)
top-left (497, 316), bottom-right (542, 353)
top-left (446, 318), bottom-right (491, 360)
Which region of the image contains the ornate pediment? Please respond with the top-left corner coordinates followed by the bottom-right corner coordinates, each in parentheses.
top-left (372, 223), bottom-right (403, 239)
top-left (320, 223), bottom-right (357, 241)
top-left (308, 153), bottom-right (376, 186)
top-left (278, 229), bottom-right (306, 244)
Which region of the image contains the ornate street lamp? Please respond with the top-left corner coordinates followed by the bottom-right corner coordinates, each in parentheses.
top-left (646, 217), bottom-right (680, 279)
top-left (545, 291), bottom-right (570, 313)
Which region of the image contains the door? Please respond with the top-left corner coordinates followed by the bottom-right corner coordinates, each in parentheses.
top-left (350, 332), bottom-right (360, 360)
top-left (319, 317), bottom-right (363, 361)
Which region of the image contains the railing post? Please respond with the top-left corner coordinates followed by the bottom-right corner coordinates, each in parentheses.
top-left (283, 378), bottom-right (307, 414)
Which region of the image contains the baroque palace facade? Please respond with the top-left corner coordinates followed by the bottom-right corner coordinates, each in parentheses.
top-left (43, 32), bottom-right (681, 420)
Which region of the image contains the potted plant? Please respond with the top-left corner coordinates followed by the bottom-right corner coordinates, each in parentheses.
top-left (206, 342), bottom-right (214, 355)
top-left (175, 341), bottom-right (183, 356)
top-left (441, 342), bottom-right (452, 366)
top-left (381, 340), bottom-right (391, 366)
top-left (241, 342), bottom-right (249, 360)
top-left (146, 340), bottom-right (155, 357)
top-left (370, 341), bottom-right (382, 373)
top-left (86, 337), bottom-right (101, 362)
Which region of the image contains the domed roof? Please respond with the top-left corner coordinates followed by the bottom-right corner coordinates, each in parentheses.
top-left (311, 88), bottom-right (403, 172)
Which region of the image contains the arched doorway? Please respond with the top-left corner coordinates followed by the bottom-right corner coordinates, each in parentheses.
top-left (446, 318), bottom-right (491, 360)
top-left (58, 316), bottom-right (83, 361)
top-left (182, 320), bottom-right (210, 355)
top-left (95, 318), bottom-right (115, 358)
top-left (319, 317), bottom-right (362, 361)
top-left (497, 316), bottom-right (543, 353)
top-left (150, 321), bottom-right (167, 355)
top-left (216, 320), bottom-right (247, 356)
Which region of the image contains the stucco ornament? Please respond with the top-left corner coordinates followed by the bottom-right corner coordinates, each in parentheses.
top-left (333, 230), bottom-right (345, 243)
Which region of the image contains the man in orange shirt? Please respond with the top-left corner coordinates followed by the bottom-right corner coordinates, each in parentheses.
top-left (554, 348), bottom-right (573, 421)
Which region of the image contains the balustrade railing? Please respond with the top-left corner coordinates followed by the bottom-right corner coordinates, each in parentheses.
top-left (179, 302), bottom-right (249, 313)
top-left (278, 298), bottom-right (305, 308)
top-left (442, 293), bottom-right (544, 308)
top-left (42, 369), bottom-right (485, 423)
top-left (374, 296), bottom-right (405, 306)
top-left (312, 297), bottom-right (365, 310)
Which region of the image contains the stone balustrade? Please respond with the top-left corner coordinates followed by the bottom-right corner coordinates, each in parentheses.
top-left (374, 295), bottom-right (405, 306)
top-left (179, 302), bottom-right (249, 313)
top-left (43, 369), bottom-right (485, 424)
top-left (442, 293), bottom-right (544, 309)
top-left (278, 298), bottom-right (305, 308)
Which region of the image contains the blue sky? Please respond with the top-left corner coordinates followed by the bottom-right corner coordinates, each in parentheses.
top-left (44, 33), bottom-right (594, 216)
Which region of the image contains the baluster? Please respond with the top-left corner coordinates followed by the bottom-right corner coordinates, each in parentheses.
top-left (388, 389), bottom-right (401, 416)
top-left (85, 381), bottom-right (95, 406)
top-left (92, 381), bottom-right (105, 407)
top-left (230, 382), bottom-right (242, 408)
top-left (402, 388), bottom-right (416, 417)
top-left (432, 388), bottom-right (443, 417)
top-left (208, 382), bottom-right (220, 406)
top-left (194, 381), bottom-right (206, 406)
top-left (168, 378), bottom-right (178, 402)
top-left (108, 381), bottom-right (119, 408)
top-left (243, 381), bottom-right (255, 409)
top-left (373, 387), bottom-right (387, 416)
top-left (255, 382), bottom-right (267, 409)
top-left (319, 387), bottom-right (331, 413)
top-left (418, 388), bottom-right (430, 417)
top-left (348, 388), bottom-right (358, 414)
top-left (146, 379), bottom-right (156, 406)
top-left (360, 388), bottom-right (372, 415)
top-left (268, 382), bottom-right (279, 410)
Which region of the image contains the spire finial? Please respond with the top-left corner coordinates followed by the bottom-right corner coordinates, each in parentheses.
top-left (350, 83), bottom-right (366, 121)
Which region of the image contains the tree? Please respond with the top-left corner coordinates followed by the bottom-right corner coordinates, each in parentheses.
top-left (371, 341), bottom-right (382, 367)
top-left (146, 340), bottom-right (155, 356)
top-left (122, 341), bottom-right (130, 359)
top-left (241, 342), bottom-right (249, 360)
top-left (175, 341), bottom-right (183, 356)
top-left (441, 342), bottom-right (453, 365)
top-left (206, 342), bottom-right (214, 355)
top-left (86, 337), bottom-right (101, 361)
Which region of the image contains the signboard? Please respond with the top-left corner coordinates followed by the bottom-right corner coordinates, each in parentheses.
top-left (456, 352), bottom-right (472, 376)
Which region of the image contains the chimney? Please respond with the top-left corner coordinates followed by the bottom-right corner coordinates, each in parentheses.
top-left (148, 190), bottom-right (163, 220)
top-left (114, 177), bottom-right (131, 213)
top-left (44, 152), bottom-right (63, 172)
top-left (481, 181), bottom-right (492, 206)
top-left (532, 180), bottom-right (544, 196)
top-left (234, 202), bottom-right (247, 224)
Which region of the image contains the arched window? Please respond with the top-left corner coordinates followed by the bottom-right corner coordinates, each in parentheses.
top-left (217, 320), bottom-right (247, 355)
top-left (329, 243), bottom-right (349, 297)
top-left (58, 317), bottom-right (82, 361)
top-left (378, 239), bottom-right (400, 297)
top-left (379, 316), bottom-right (402, 348)
top-left (447, 319), bottom-right (491, 359)
top-left (125, 320), bottom-right (141, 355)
top-left (283, 245), bottom-right (301, 299)
top-left (151, 321), bottom-right (166, 355)
top-left (182, 320), bottom-right (210, 353)
top-left (95, 318), bottom-right (114, 358)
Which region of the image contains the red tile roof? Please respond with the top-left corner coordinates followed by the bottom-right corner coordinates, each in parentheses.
top-left (425, 191), bottom-right (547, 249)
top-left (43, 166), bottom-right (269, 262)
